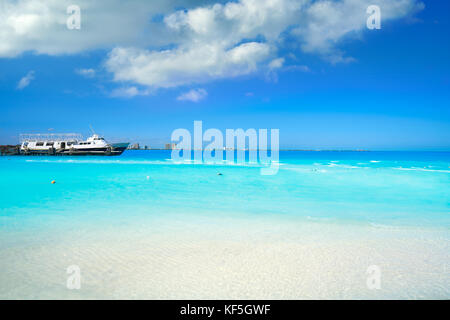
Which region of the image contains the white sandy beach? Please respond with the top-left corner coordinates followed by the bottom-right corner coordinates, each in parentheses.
top-left (0, 214), bottom-right (448, 299)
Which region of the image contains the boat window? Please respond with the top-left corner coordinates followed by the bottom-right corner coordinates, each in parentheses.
top-left (46, 142), bottom-right (54, 146)
top-left (36, 142), bottom-right (44, 146)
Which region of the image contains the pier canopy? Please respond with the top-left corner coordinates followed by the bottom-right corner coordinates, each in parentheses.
top-left (19, 133), bottom-right (83, 142)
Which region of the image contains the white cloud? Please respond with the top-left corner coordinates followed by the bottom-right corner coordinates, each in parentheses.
top-left (105, 0), bottom-right (423, 89)
top-left (266, 57), bottom-right (285, 82)
top-left (292, 0), bottom-right (424, 62)
top-left (0, 0), bottom-right (202, 57)
top-left (268, 58), bottom-right (285, 70)
top-left (106, 41), bottom-right (271, 89)
top-left (16, 71), bottom-right (35, 89)
top-left (75, 68), bottom-right (95, 78)
top-left (177, 88), bottom-right (208, 102)
top-left (284, 65), bottom-right (311, 72)
top-left (1, 0), bottom-right (424, 90)
top-left (105, 0), bottom-right (303, 89)
top-left (110, 86), bottom-right (149, 98)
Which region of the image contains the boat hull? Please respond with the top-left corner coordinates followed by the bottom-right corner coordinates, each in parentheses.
top-left (19, 143), bottom-right (129, 156)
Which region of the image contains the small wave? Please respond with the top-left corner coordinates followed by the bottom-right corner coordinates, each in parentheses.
top-left (369, 222), bottom-right (410, 231)
top-left (394, 167), bottom-right (450, 173)
top-left (327, 163), bottom-right (361, 169)
top-left (327, 163), bottom-right (338, 167)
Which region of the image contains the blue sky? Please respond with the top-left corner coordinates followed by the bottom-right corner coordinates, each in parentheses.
top-left (0, 0), bottom-right (449, 150)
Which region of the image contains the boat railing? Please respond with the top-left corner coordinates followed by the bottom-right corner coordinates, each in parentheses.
top-left (19, 133), bottom-right (83, 142)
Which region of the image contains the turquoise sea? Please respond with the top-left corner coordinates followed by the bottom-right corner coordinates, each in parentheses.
top-left (1, 151), bottom-right (449, 227)
top-left (0, 151), bottom-right (449, 299)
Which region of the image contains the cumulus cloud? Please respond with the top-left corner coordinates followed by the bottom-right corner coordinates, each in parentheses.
top-left (75, 68), bottom-right (95, 78)
top-left (105, 0), bottom-right (303, 89)
top-left (292, 0), bottom-right (424, 62)
top-left (106, 42), bottom-right (271, 89)
top-left (105, 0), bottom-right (423, 89)
top-left (16, 71), bottom-right (35, 89)
top-left (0, 0), bottom-right (202, 57)
top-left (177, 88), bottom-right (208, 102)
top-left (1, 0), bottom-right (424, 90)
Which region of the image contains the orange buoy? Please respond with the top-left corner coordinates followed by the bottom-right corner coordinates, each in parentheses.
top-left (51, 180), bottom-right (56, 184)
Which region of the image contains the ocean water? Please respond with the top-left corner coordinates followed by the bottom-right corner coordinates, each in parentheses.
top-left (0, 151), bottom-right (449, 299)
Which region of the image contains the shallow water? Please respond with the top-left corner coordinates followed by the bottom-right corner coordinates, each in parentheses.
top-left (0, 151), bottom-right (449, 299)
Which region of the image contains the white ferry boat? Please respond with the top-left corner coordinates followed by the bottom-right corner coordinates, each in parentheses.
top-left (19, 133), bottom-right (129, 156)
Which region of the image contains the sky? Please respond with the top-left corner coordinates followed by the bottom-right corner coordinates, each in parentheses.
top-left (0, 0), bottom-right (449, 150)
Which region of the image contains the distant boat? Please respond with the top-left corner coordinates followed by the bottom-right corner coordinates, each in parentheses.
top-left (19, 133), bottom-right (129, 156)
